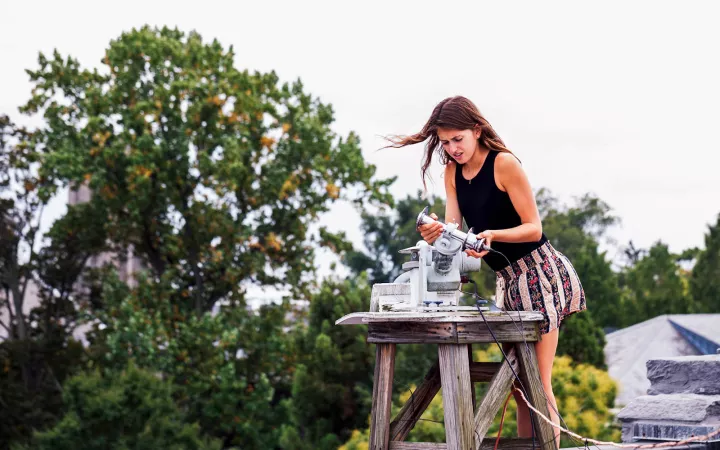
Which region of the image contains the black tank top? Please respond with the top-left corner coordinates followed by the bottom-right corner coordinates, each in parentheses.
top-left (455, 150), bottom-right (547, 271)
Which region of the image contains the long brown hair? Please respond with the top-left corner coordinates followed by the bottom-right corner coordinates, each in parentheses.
top-left (385, 96), bottom-right (516, 189)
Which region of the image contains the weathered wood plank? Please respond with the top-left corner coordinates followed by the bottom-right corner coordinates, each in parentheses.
top-left (456, 322), bottom-right (539, 343)
top-left (367, 320), bottom-right (540, 344)
top-left (515, 343), bottom-right (557, 450)
top-left (439, 344), bottom-right (474, 450)
top-left (483, 438), bottom-right (538, 450)
top-left (390, 438), bottom-right (537, 450)
top-left (335, 311), bottom-right (545, 326)
top-left (473, 348), bottom-right (519, 449)
top-left (368, 322), bottom-right (457, 344)
top-left (391, 442), bottom-right (447, 449)
top-left (468, 346), bottom-right (476, 413)
top-left (370, 344), bottom-right (397, 450)
top-left (390, 362), bottom-right (442, 442)
top-left (469, 362), bottom-right (501, 383)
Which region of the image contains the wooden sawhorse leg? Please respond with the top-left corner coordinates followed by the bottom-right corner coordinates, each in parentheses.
top-left (370, 343), bottom-right (396, 450)
top-left (471, 344), bottom-right (557, 450)
top-left (515, 342), bottom-right (557, 450)
top-left (439, 343), bottom-right (475, 450)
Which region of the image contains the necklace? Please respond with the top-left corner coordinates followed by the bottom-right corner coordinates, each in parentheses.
top-left (464, 165), bottom-right (479, 184)
top-left (463, 152), bottom-right (489, 184)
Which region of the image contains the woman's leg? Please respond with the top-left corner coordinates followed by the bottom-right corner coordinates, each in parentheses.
top-left (512, 328), bottom-right (560, 448)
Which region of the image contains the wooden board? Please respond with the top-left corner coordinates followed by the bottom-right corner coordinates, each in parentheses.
top-left (367, 321), bottom-right (540, 344)
top-left (336, 311), bottom-right (544, 326)
top-left (468, 346), bottom-right (477, 412)
top-left (456, 322), bottom-right (538, 343)
top-left (439, 344), bottom-right (474, 450)
top-left (370, 344), bottom-right (396, 450)
top-left (469, 362), bottom-right (501, 383)
top-left (368, 322), bottom-right (457, 344)
top-left (390, 439), bottom-right (537, 450)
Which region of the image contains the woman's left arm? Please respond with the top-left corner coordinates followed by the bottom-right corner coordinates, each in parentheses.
top-left (487, 152), bottom-right (543, 244)
top-left (465, 152), bottom-right (543, 259)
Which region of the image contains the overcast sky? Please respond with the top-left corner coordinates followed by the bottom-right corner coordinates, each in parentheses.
top-left (2, 0), bottom-right (719, 279)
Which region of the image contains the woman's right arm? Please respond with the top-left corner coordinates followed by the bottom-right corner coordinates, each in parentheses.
top-left (419, 162), bottom-right (462, 244)
top-left (444, 161), bottom-right (463, 226)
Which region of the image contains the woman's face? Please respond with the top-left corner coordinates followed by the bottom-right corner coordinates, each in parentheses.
top-left (437, 127), bottom-right (480, 164)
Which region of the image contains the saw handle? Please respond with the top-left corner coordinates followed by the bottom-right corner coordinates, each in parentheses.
top-left (416, 207), bottom-right (491, 253)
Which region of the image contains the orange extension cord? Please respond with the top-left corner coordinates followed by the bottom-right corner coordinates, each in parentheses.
top-left (494, 392), bottom-right (514, 450)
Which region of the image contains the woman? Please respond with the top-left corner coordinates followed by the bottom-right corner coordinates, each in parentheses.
top-left (388, 96), bottom-right (586, 446)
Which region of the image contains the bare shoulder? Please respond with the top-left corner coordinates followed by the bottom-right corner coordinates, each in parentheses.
top-left (444, 161), bottom-right (457, 189)
top-left (495, 151), bottom-right (522, 172)
top-left (494, 151), bottom-right (525, 190)
top-left (445, 160), bottom-right (457, 173)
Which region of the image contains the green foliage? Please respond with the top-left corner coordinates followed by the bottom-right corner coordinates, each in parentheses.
top-left (0, 113), bottom-right (50, 341)
top-left (691, 213), bottom-right (720, 313)
top-left (620, 241), bottom-right (693, 324)
top-left (25, 364), bottom-right (221, 450)
top-left (280, 275), bottom-right (374, 449)
top-left (538, 190), bottom-right (624, 331)
top-left (0, 338), bottom-right (85, 448)
top-left (557, 311), bottom-right (607, 369)
top-left (85, 271), bottom-right (290, 449)
top-left (0, 114), bottom-right (105, 448)
top-left (552, 355), bottom-right (620, 444)
top-left (7, 25), bottom-right (392, 448)
top-left (22, 25), bottom-right (392, 312)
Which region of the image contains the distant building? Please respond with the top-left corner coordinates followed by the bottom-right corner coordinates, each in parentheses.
top-left (69, 184), bottom-right (142, 287)
top-left (604, 314), bottom-right (720, 407)
top-left (1, 186), bottom-right (140, 341)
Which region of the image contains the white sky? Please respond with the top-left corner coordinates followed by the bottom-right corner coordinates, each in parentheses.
top-left (2, 0), bottom-right (719, 280)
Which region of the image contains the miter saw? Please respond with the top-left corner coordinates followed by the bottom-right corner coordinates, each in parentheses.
top-left (369, 207), bottom-right (492, 313)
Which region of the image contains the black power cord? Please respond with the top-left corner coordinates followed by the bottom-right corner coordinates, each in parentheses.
top-left (469, 279), bottom-right (539, 450)
top-left (465, 246), bottom-right (603, 450)
top-left (492, 289), bottom-right (606, 450)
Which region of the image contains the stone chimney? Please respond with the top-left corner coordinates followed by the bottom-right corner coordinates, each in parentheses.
top-left (617, 355), bottom-right (720, 446)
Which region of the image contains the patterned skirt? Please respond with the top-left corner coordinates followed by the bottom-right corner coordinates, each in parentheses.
top-left (494, 241), bottom-right (586, 335)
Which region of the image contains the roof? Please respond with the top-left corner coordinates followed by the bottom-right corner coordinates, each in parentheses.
top-left (603, 314), bottom-right (720, 407)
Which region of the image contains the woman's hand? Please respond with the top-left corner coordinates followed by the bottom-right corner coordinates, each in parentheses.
top-left (418, 213), bottom-right (444, 244)
top-left (465, 230), bottom-right (494, 259)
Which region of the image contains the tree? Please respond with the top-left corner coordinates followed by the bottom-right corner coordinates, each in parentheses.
top-left (538, 190), bottom-right (624, 329)
top-left (0, 114), bottom-right (46, 342)
top-left (0, 115), bottom-right (106, 448)
top-left (690, 213), bottom-right (720, 313)
top-left (13, 26), bottom-right (393, 447)
top-left (556, 311), bottom-right (607, 369)
top-left (279, 275), bottom-right (374, 449)
top-left (25, 364), bottom-right (221, 450)
top-left (620, 241), bottom-right (693, 325)
top-left (21, 26), bottom-right (392, 314)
